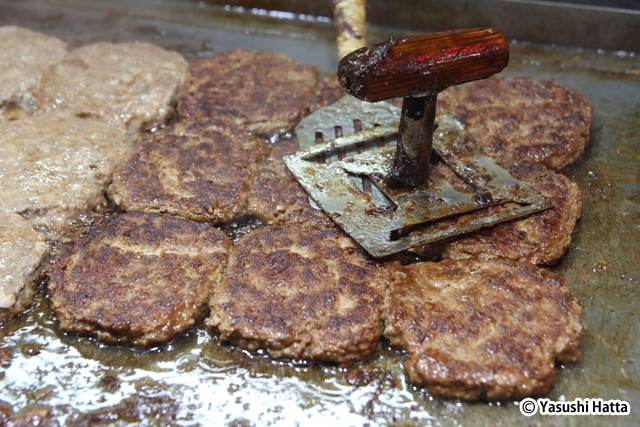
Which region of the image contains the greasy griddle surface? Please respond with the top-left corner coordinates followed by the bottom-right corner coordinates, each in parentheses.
top-left (0, 1), bottom-right (639, 426)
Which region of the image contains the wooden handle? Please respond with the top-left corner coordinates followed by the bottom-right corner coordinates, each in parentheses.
top-left (332, 0), bottom-right (367, 60)
top-left (338, 28), bottom-right (509, 102)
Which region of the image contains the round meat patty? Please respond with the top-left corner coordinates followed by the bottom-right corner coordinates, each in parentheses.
top-left (0, 26), bottom-right (67, 112)
top-left (177, 49), bottom-right (317, 137)
top-left (47, 212), bottom-right (231, 347)
top-left (447, 75), bottom-right (592, 171)
top-left (206, 226), bottom-right (390, 364)
top-left (383, 258), bottom-right (583, 401)
top-left (35, 42), bottom-right (188, 135)
top-left (441, 161), bottom-right (581, 265)
top-left (108, 120), bottom-right (268, 225)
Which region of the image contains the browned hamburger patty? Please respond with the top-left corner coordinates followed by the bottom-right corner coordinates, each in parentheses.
top-left (47, 212), bottom-right (231, 347)
top-left (108, 120), bottom-right (268, 225)
top-left (440, 161), bottom-right (581, 265)
top-left (0, 213), bottom-right (50, 325)
top-left (383, 258), bottom-right (582, 401)
top-left (447, 75), bottom-right (592, 171)
top-left (206, 226), bottom-right (390, 363)
top-left (0, 26), bottom-right (67, 113)
top-left (246, 136), bottom-right (334, 229)
top-left (178, 50), bottom-right (317, 137)
top-left (35, 42), bottom-right (188, 135)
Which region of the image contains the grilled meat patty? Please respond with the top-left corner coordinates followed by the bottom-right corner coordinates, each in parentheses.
top-left (35, 42), bottom-right (188, 135)
top-left (441, 161), bottom-right (581, 265)
top-left (0, 213), bottom-right (49, 324)
top-left (383, 258), bottom-right (582, 401)
top-left (177, 49), bottom-right (317, 137)
top-left (108, 120), bottom-right (267, 225)
top-left (447, 75), bottom-right (592, 171)
top-left (0, 26), bottom-right (66, 115)
top-left (246, 136), bottom-right (333, 229)
top-left (206, 226), bottom-right (389, 363)
top-left (47, 212), bottom-right (231, 347)
top-left (0, 111), bottom-right (130, 229)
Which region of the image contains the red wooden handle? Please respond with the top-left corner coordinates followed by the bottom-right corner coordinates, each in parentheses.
top-left (338, 28), bottom-right (509, 102)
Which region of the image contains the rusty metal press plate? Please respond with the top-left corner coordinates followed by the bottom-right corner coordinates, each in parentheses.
top-left (286, 98), bottom-right (551, 257)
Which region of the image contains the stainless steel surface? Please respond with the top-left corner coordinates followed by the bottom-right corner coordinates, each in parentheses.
top-left (286, 100), bottom-right (551, 258)
top-left (0, 0), bottom-right (639, 426)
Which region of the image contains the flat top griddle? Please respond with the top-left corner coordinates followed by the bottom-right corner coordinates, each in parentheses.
top-left (0, 1), bottom-right (639, 426)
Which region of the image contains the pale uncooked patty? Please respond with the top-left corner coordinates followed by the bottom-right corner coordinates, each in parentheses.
top-left (35, 42), bottom-right (188, 135)
top-left (383, 258), bottom-right (582, 401)
top-left (108, 120), bottom-right (267, 224)
top-left (0, 213), bottom-right (49, 324)
top-left (447, 75), bottom-right (592, 171)
top-left (441, 161), bottom-right (581, 265)
top-left (0, 111), bottom-right (131, 229)
top-left (47, 212), bottom-right (231, 347)
top-left (206, 226), bottom-right (389, 363)
top-left (177, 50), bottom-right (317, 137)
top-left (0, 26), bottom-right (67, 110)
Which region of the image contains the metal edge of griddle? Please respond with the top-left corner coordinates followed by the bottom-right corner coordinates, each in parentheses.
top-left (197, 0), bottom-right (640, 52)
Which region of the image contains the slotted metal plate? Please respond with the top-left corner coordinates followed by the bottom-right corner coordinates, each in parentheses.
top-left (285, 96), bottom-right (552, 257)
